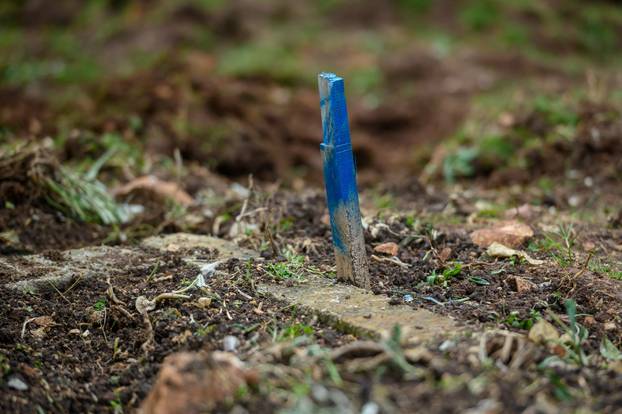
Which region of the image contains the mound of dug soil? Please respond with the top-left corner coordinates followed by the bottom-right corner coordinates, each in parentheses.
top-left (0, 147), bottom-right (106, 252)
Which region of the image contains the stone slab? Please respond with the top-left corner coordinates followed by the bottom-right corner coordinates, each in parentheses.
top-left (258, 276), bottom-right (458, 341)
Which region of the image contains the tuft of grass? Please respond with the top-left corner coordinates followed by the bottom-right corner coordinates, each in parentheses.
top-left (542, 299), bottom-right (589, 367)
top-left (275, 323), bottom-right (314, 342)
top-left (588, 258), bottom-right (622, 281)
top-left (426, 263), bottom-right (462, 287)
top-left (504, 309), bottom-right (540, 330)
top-left (460, 0), bottom-right (498, 32)
top-left (217, 42), bottom-right (304, 85)
top-left (265, 250), bottom-right (306, 281)
top-left (93, 298), bottom-right (107, 311)
top-left (528, 224), bottom-right (576, 267)
top-left (45, 167), bottom-right (132, 225)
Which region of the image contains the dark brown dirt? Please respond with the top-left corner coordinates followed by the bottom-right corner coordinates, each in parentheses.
top-left (254, 189), bottom-right (622, 351)
top-left (0, 148), bottom-right (107, 252)
top-left (0, 249), bottom-right (351, 413)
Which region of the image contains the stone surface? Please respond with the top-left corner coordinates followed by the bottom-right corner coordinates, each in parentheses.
top-left (4, 234), bottom-right (256, 293)
top-left (258, 275), bottom-right (458, 341)
top-left (471, 220), bottom-right (533, 248)
top-left (2, 246), bottom-right (140, 293)
top-left (6, 232), bottom-right (456, 344)
top-left (142, 233), bottom-right (258, 262)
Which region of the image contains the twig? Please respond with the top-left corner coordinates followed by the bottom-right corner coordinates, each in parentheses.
top-left (21, 317), bottom-right (36, 338)
top-left (47, 281), bottom-right (71, 304)
top-left (152, 274), bottom-right (173, 283)
top-left (235, 287), bottom-right (253, 300)
top-left (100, 308), bottom-right (108, 344)
top-left (153, 292), bottom-right (191, 303)
top-left (139, 311), bottom-right (154, 354)
top-left (63, 274), bottom-right (84, 295)
top-left (112, 304), bottom-right (133, 319)
top-left (237, 207), bottom-right (268, 221)
top-left (265, 226), bottom-right (280, 257)
top-left (371, 254), bottom-right (410, 269)
top-left (106, 276), bottom-right (126, 306)
top-left (234, 174), bottom-right (254, 223)
top-left (223, 300), bottom-right (233, 321)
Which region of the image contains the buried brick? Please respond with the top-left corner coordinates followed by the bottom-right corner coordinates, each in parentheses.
top-left (3, 233), bottom-right (257, 294)
top-left (258, 275), bottom-right (458, 342)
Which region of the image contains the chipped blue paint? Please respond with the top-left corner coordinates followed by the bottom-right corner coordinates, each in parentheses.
top-left (318, 72), bottom-right (369, 288)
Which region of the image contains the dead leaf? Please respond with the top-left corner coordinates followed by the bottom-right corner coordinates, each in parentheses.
top-left (439, 247), bottom-right (452, 261)
top-left (30, 327), bottom-right (48, 340)
top-left (373, 242), bottom-right (399, 256)
top-left (582, 241), bottom-right (596, 252)
top-left (487, 242), bottom-right (544, 265)
top-left (31, 316), bottom-right (54, 327)
top-left (471, 220), bottom-right (534, 248)
top-left (113, 175), bottom-right (193, 206)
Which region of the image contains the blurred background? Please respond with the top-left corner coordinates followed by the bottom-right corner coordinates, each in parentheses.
top-left (1, 0), bottom-right (621, 248)
top-left (2, 0), bottom-right (621, 180)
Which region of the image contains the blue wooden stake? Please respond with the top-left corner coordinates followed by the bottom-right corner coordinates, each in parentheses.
top-left (318, 72), bottom-right (370, 289)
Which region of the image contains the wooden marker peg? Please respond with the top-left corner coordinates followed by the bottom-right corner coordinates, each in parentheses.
top-left (318, 72), bottom-right (370, 289)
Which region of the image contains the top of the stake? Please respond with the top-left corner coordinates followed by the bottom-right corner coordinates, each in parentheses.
top-left (318, 72), bottom-right (350, 147)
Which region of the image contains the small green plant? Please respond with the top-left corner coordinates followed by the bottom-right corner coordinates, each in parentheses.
top-left (278, 217), bottom-right (294, 233)
top-left (0, 353), bottom-right (10, 376)
top-left (93, 298), bottom-right (107, 311)
top-left (589, 258), bottom-right (622, 281)
top-left (382, 325), bottom-right (416, 376)
top-left (372, 192), bottom-right (396, 210)
top-left (468, 276), bottom-right (490, 286)
top-left (542, 299), bottom-right (589, 367)
top-left (530, 224), bottom-right (576, 267)
top-left (277, 323), bottom-right (314, 342)
top-left (195, 325), bottom-right (216, 338)
top-left (427, 263), bottom-right (462, 287)
top-left (442, 146), bottom-right (478, 183)
top-left (460, 0), bottom-right (498, 31)
top-left (110, 397), bottom-right (123, 414)
top-left (265, 250), bottom-right (306, 281)
top-left (600, 337), bottom-right (622, 361)
top-left (504, 309), bottom-right (540, 330)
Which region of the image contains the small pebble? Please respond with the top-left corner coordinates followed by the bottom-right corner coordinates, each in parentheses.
top-left (439, 340), bottom-right (456, 352)
top-left (197, 297), bottom-right (212, 309)
top-left (223, 335), bottom-right (239, 352)
top-left (8, 377), bottom-right (28, 391)
top-left (311, 384), bottom-right (329, 402)
top-left (361, 401), bottom-right (380, 414)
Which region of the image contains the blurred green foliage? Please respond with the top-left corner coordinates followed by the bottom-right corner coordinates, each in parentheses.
top-left (1, 0), bottom-right (621, 90)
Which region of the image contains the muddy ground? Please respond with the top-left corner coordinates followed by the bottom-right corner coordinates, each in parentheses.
top-left (1, 0), bottom-right (622, 413)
